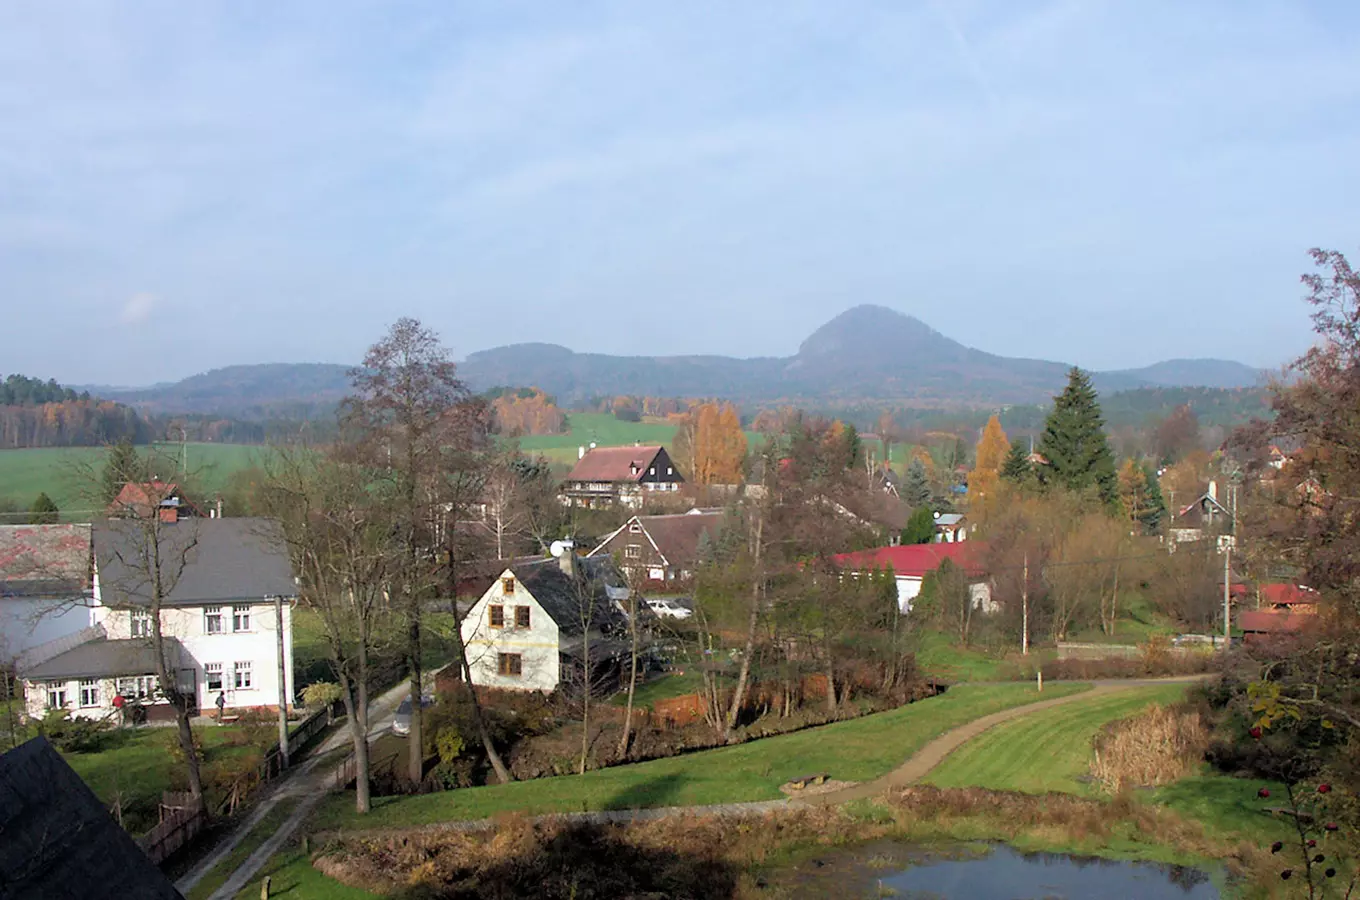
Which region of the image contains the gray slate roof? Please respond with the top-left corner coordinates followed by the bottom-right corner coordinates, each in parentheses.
top-left (510, 556), bottom-right (628, 636)
top-left (0, 524), bottom-right (91, 598)
top-left (0, 737), bottom-right (184, 899)
top-left (94, 517), bottom-right (296, 607)
top-left (23, 636), bottom-right (185, 681)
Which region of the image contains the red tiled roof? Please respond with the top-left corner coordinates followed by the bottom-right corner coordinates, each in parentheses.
top-left (1260, 583), bottom-right (1318, 607)
top-left (566, 446), bottom-right (664, 483)
top-left (832, 541), bottom-right (987, 578)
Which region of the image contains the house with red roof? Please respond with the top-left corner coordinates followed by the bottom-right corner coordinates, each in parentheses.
top-left (560, 444), bottom-right (685, 509)
top-left (832, 542), bottom-right (994, 614)
top-left (108, 481), bottom-right (199, 522)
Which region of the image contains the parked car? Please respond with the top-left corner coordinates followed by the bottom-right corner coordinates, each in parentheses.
top-left (391, 694), bottom-right (434, 735)
top-left (645, 598), bottom-right (693, 620)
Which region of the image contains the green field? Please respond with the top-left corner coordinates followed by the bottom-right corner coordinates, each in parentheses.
top-left (313, 682), bottom-right (1086, 830)
top-left (514, 412), bottom-right (764, 468)
top-left (0, 443), bottom-right (262, 517)
top-left (925, 684), bottom-right (1190, 794)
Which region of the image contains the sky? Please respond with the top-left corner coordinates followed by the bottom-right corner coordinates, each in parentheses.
top-left (3, 1), bottom-right (1359, 386)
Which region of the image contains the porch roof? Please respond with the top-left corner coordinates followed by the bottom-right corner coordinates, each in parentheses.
top-left (23, 637), bottom-right (184, 681)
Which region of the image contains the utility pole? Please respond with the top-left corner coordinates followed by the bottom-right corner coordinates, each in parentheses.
top-left (1223, 543), bottom-right (1232, 650)
top-left (275, 595), bottom-right (289, 769)
top-left (1021, 552), bottom-right (1030, 656)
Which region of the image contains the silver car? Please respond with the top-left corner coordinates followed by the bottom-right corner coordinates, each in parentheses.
top-left (391, 695), bottom-right (433, 735)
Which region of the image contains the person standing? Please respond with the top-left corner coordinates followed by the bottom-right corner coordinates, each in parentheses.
top-left (215, 690), bottom-right (226, 723)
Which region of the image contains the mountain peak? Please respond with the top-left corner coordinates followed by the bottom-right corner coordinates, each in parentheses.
top-left (797, 305), bottom-right (958, 360)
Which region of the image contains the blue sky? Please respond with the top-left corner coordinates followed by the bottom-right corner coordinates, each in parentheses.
top-left (2, 1), bottom-right (1358, 385)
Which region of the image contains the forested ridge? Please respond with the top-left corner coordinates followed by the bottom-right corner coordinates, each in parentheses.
top-left (0, 374), bottom-right (150, 448)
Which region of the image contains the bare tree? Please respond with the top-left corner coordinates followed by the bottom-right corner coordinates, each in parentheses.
top-left (616, 567), bottom-right (647, 758)
top-left (261, 448), bottom-right (391, 813)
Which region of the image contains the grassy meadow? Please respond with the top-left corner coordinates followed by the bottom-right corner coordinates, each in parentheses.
top-left (0, 442), bottom-right (263, 517)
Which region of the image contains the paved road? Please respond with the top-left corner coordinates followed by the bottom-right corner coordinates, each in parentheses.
top-left (174, 678), bottom-right (412, 899)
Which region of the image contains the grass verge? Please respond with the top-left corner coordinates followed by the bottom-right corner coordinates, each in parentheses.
top-left (925, 684), bottom-right (1190, 795)
top-left (312, 682), bottom-right (1088, 830)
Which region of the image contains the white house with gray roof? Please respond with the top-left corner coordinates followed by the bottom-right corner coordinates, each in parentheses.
top-left (19, 517), bottom-right (297, 723)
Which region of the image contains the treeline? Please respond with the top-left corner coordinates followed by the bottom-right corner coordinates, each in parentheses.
top-left (488, 387), bottom-right (567, 436)
top-left (0, 374), bottom-right (90, 406)
top-left (0, 400), bottom-right (150, 448)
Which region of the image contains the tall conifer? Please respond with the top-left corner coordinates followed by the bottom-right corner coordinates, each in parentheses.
top-left (1037, 368), bottom-right (1117, 504)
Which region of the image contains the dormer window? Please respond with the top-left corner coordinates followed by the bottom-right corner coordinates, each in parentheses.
top-left (628, 522), bottom-right (642, 533)
top-left (501, 576), bottom-right (515, 595)
top-left (630, 464), bottom-right (639, 476)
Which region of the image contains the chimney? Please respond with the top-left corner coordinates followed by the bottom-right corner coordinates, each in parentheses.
top-left (578, 446), bottom-right (586, 460)
top-left (557, 540), bottom-right (577, 576)
top-left (1208, 480), bottom-right (1218, 502)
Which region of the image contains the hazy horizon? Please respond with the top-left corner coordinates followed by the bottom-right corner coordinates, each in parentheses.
top-left (4, 2), bottom-right (1356, 385)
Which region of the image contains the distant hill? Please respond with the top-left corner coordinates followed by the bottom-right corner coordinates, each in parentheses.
top-left (87, 306), bottom-right (1267, 414)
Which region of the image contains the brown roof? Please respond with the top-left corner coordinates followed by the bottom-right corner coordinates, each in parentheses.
top-left (0, 524), bottom-right (91, 596)
top-left (566, 445), bottom-right (665, 483)
top-left (630, 511), bottom-right (724, 568)
top-left (1239, 610), bottom-right (1316, 634)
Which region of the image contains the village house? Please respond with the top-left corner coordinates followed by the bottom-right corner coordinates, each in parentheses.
top-left (459, 548), bottom-right (629, 693)
top-left (832, 542), bottom-right (994, 614)
top-left (108, 480), bottom-right (201, 521)
top-left (588, 509), bottom-right (723, 584)
top-left (1169, 481), bottom-right (1234, 549)
top-left (560, 444), bottom-right (685, 509)
top-left (933, 512), bottom-right (967, 542)
top-left (18, 517), bottom-right (296, 722)
top-left (0, 524), bottom-right (93, 659)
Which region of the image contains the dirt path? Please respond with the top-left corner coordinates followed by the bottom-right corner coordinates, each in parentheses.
top-left (174, 678), bottom-right (412, 899)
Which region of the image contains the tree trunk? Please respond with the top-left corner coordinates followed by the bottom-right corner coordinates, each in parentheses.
top-left (337, 666), bottom-right (371, 813)
top-left (617, 590), bottom-right (640, 759)
top-left (151, 604), bottom-right (203, 804)
top-left (578, 643), bottom-right (592, 775)
top-left (407, 605), bottom-right (424, 786)
top-left (725, 507), bottom-right (765, 738)
top-left (824, 654), bottom-right (837, 714)
top-left (446, 549), bottom-right (512, 783)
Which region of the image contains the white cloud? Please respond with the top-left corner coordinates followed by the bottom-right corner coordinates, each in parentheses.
top-left (120, 292), bottom-right (156, 325)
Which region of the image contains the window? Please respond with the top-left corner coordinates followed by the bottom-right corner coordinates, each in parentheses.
top-left (489, 605), bottom-right (505, 628)
top-left (497, 653), bottom-right (522, 677)
top-left (46, 683), bottom-right (67, 709)
top-left (501, 576), bottom-right (515, 595)
top-left (117, 675), bottom-right (159, 700)
top-left (515, 605), bottom-right (531, 628)
top-left (233, 661), bottom-right (252, 690)
top-left (232, 605), bottom-right (251, 632)
top-left (79, 678), bottom-right (100, 708)
top-left (625, 544), bottom-right (642, 559)
top-left (649, 467), bottom-right (656, 475)
top-left (204, 606), bottom-right (223, 634)
top-left (130, 609), bottom-right (152, 638)
top-left (205, 663), bottom-right (224, 692)
top-left (667, 466), bottom-right (674, 475)
top-left (628, 521), bottom-right (642, 533)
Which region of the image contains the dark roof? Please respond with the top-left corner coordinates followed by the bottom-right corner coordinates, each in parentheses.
top-left (23, 636), bottom-right (185, 681)
top-left (0, 524), bottom-right (91, 598)
top-left (1173, 493), bottom-right (1232, 530)
top-left (1239, 610), bottom-right (1315, 635)
top-left (0, 737), bottom-right (184, 899)
top-left (1260, 583), bottom-right (1319, 607)
top-left (93, 517), bottom-right (296, 607)
top-left (565, 445), bottom-right (665, 484)
top-left (510, 556), bottom-right (627, 635)
top-left (593, 511), bottom-right (723, 568)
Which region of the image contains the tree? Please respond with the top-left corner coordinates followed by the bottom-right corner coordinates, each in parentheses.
top-left (901, 458), bottom-right (932, 506)
top-left (1153, 404), bottom-right (1202, 464)
top-left (341, 318), bottom-right (497, 786)
top-left (1037, 368), bottom-right (1118, 505)
top-left (673, 402), bottom-right (747, 485)
top-left (970, 415), bottom-right (1009, 502)
top-left (900, 506), bottom-right (935, 545)
top-left (1117, 458), bottom-right (1164, 534)
top-left (100, 438), bottom-right (139, 506)
top-left (27, 493), bottom-right (58, 525)
top-left (1000, 440), bottom-right (1032, 486)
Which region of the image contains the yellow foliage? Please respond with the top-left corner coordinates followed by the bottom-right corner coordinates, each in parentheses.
top-left (969, 415), bottom-right (1009, 502)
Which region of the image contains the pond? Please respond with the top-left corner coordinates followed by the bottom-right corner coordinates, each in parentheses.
top-left (767, 841), bottom-right (1219, 899)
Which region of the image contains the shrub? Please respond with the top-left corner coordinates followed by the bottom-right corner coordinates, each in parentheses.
top-left (1090, 703), bottom-right (1209, 792)
top-left (302, 681), bottom-right (344, 709)
top-left (37, 709), bottom-right (112, 753)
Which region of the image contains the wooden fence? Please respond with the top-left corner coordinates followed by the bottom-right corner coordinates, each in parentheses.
top-left (138, 792), bottom-right (206, 865)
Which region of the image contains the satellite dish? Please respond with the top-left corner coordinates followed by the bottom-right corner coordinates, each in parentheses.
top-left (550, 540), bottom-right (566, 558)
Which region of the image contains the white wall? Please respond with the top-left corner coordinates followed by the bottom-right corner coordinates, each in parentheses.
top-left (461, 569), bottom-right (560, 692)
top-left (0, 596), bottom-right (92, 659)
top-left (891, 576), bottom-right (993, 614)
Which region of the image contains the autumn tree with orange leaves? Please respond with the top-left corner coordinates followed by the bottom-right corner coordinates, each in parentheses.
top-left (970, 415), bottom-right (1010, 503)
top-left (673, 402), bottom-right (747, 484)
top-left (490, 388), bottom-right (566, 436)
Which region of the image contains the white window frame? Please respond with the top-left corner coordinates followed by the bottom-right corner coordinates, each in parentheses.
top-left (204, 662), bottom-right (224, 692)
top-left (625, 544), bottom-right (642, 559)
top-left (204, 605), bottom-right (224, 634)
top-left (233, 661), bottom-right (253, 690)
top-left (628, 522), bottom-right (642, 533)
top-left (46, 682), bottom-right (68, 709)
top-left (130, 608), bottom-right (153, 638)
top-left (79, 678), bottom-right (100, 708)
top-left (232, 605), bottom-right (251, 632)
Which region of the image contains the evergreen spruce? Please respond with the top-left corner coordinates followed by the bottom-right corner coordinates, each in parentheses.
top-left (902, 458), bottom-right (931, 506)
top-left (1142, 461), bottom-right (1167, 532)
top-left (901, 506), bottom-right (936, 545)
top-left (28, 493), bottom-right (58, 525)
top-left (1000, 440), bottom-right (1032, 485)
top-left (1037, 368), bottom-right (1118, 504)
